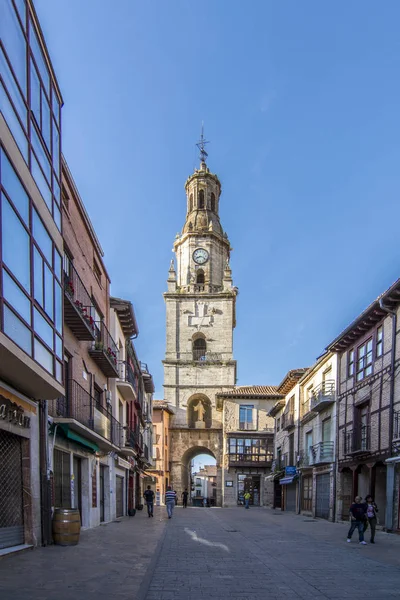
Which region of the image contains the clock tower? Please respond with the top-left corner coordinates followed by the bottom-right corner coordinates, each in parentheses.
top-left (163, 137), bottom-right (237, 505)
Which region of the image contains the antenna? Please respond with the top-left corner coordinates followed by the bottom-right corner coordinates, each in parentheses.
top-left (196, 122), bottom-right (209, 164)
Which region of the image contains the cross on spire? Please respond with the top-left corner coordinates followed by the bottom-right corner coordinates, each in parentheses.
top-left (196, 122), bottom-right (209, 164)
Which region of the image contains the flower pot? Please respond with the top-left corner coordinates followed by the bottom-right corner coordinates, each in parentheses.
top-left (128, 509), bottom-right (136, 517)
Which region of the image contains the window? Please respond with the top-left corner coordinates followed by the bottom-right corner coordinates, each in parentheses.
top-left (348, 349), bottom-right (355, 377)
top-left (228, 437), bottom-right (273, 462)
top-left (356, 338), bottom-right (373, 381)
top-left (193, 337), bottom-right (206, 361)
top-left (276, 417), bottom-right (280, 432)
top-left (93, 258), bottom-right (102, 285)
top-left (302, 475), bottom-right (313, 511)
top-left (376, 326), bottom-right (383, 358)
top-left (211, 192), bottom-right (216, 211)
top-left (239, 405), bottom-right (255, 430)
top-left (62, 185), bottom-right (69, 212)
top-left (189, 194), bottom-right (193, 212)
top-left (94, 385), bottom-right (102, 409)
top-left (305, 431), bottom-right (313, 464)
top-left (196, 270), bottom-right (205, 284)
top-left (198, 189), bottom-right (205, 209)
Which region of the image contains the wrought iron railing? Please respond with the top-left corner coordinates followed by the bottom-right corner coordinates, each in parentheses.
top-left (92, 321), bottom-right (119, 366)
top-left (229, 452), bottom-right (273, 464)
top-left (310, 380), bottom-right (335, 410)
top-left (282, 412), bottom-right (295, 430)
top-left (344, 425), bottom-right (370, 454)
top-left (310, 441), bottom-right (334, 464)
top-left (64, 265), bottom-right (94, 319)
top-left (119, 361), bottom-right (138, 394)
top-left (48, 380), bottom-right (122, 446)
top-left (125, 426), bottom-right (143, 452)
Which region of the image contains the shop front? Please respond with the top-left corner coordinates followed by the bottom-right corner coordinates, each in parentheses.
top-left (0, 383), bottom-right (40, 550)
top-left (237, 474), bottom-right (261, 506)
top-left (280, 467), bottom-right (298, 512)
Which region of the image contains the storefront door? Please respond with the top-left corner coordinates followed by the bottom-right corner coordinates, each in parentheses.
top-left (100, 465), bottom-right (105, 522)
top-left (116, 475), bottom-right (124, 518)
top-left (0, 430), bottom-right (24, 549)
top-left (315, 473), bottom-right (330, 519)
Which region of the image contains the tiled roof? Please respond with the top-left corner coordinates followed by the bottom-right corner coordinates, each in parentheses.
top-left (153, 400), bottom-right (175, 413)
top-left (217, 385), bottom-right (282, 398)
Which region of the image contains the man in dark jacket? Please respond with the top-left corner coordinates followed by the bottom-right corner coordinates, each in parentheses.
top-left (143, 486), bottom-right (155, 517)
top-left (347, 496), bottom-right (367, 544)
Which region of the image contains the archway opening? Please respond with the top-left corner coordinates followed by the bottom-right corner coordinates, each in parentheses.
top-left (180, 446), bottom-right (217, 507)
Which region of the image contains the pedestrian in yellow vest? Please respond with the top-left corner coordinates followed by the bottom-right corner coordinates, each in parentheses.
top-left (244, 491), bottom-right (251, 509)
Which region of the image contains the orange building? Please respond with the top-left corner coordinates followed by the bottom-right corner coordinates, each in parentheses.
top-left (148, 401), bottom-right (174, 504)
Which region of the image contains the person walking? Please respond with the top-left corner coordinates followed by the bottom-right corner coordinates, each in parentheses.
top-left (174, 490), bottom-right (178, 506)
top-left (347, 496), bottom-right (367, 544)
top-left (143, 485), bottom-right (154, 518)
top-left (165, 486), bottom-right (176, 519)
top-left (363, 495), bottom-right (379, 544)
top-left (244, 491), bottom-right (251, 509)
top-left (182, 488), bottom-right (189, 508)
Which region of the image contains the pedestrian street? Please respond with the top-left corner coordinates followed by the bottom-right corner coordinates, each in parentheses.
top-left (1, 507), bottom-right (400, 600)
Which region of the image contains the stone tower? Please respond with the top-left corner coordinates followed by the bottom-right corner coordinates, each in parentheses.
top-left (163, 150), bottom-right (238, 505)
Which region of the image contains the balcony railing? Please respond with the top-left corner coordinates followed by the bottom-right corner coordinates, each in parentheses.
top-left (277, 453), bottom-right (289, 470)
top-left (125, 427), bottom-right (143, 453)
top-left (48, 380), bottom-right (121, 447)
top-left (282, 412), bottom-right (295, 430)
top-left (89, 321), bottom-right (120, 377)
top-left (394, 411), bottom-right (400, 440)
top-left (239, 421), bottom-right (257, 431)
top-left (298, 450), bottom-right (311, 467)
top-left (344, 425), bottom-right (371, 455)
top-left (117, 361), bottom-right (138, 402)
top-left (310, 381), bottom-right (336, 412)
top-left (64, 266), bottom-right (96, 341)
top-left (310, 441), bottom-right (335, 465)
top-left (228, 452), bottom-right (273, 466)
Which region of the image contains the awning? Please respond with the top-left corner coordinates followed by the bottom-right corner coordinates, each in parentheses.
top-left (279, 476), bottom-right (297, 485)
top-left (58, 424), bottom-right (99, 453)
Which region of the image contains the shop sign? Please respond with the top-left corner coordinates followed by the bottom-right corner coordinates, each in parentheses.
top-left (0, 396), bottom-right (30, 428)
top-left (285, 466), bottom-right (297, 477)
top-left (117, 457), bottom-right (130, 470)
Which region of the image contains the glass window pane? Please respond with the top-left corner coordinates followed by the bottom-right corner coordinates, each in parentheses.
top-left (44, 265), bottom-right (54, 320)
top-left (54, 250), bottom-right (62, 280)
top-left (0, 149), bottom-right (29, 223)
top-left (367, 339), bottom-right (373, 352)
top-left (0, 83), bottom-right (28, 162)
top-left (41, 93), bottom-right (51, 150)
top-left (2, 196), bottom-right (30, 291)
top-left (56, 360), bottom-right (63, 383)
top-left (30, 58), bottom-right (41, 126)
top-left (34, 338), bottom-right (53, 373)
top-left (33, 209), bottom-right (52, 264)
top-left (31, 123), bottom-right (51, 182)
top-left (53, 201), bottom-right (61, 231)
top-left (0, 1), bottom-right (27, 94)
top-left (52, 120), bottom-right (60, 178)
top-left (55, 334), bottom-right (62, 359)
top-left (3, 268), bottom-right (31, 324)
top-left (52, 89), bottom-right (60, 125)
top-left (34, 247), bottom-right (43, 306)
top-left (30, 25), bottom-right (49, 93)
top-left (55, 280), bottom-right (62, 334)
top-left (34, 308), bottom-right (53, 349)
top-left (0, 48), bottom-right (27, 126)
top-left (31, 153), bottom-right (51, 209)
top-left (53, 176), bottom-right (60, 205)
top-left (4, 305), bottom-right (31, 355)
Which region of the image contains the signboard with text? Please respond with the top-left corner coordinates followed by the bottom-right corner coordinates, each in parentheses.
top-left (285, 466), bottom-right (297, 477)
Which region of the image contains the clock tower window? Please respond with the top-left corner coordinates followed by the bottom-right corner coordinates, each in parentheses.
top-left (196, 269), bottom-right (205, 284)
top-left (198, 189), bottom-right (205, 209)
top-left (193, 335), bottom-right (206, 361)
top-left (189, 193), bottom-right (193, 212)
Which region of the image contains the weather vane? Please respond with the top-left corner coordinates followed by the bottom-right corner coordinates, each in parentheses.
top-left (196, 122), bottom-right (209, 164)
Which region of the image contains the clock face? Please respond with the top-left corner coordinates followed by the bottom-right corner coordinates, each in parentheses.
top-left (193, 248), bottom-right (209, 265)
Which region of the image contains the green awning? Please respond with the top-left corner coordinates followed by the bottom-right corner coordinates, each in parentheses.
top-left (58, 424), bottom-right (99, 453)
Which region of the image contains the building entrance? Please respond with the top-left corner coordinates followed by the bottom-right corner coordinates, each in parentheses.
top-left (0, 430), bottom-right (24, 549)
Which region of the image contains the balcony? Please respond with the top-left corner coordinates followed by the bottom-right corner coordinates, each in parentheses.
top-left (228, 452), bottom-right (273, 467)
top-left (344, 425), bottom-right (371, 455)
top-left (310, 381), bottom-right (336, 413)
top-left (117, 361), bottom-right (138, 402)
top-left (120, 426), bottom-right (144, 457)
top-left (310, 441), bottom-right (335, 465)
top-left (282, 412), bottom-right (295, 431)
top-left (141, 362), bottom-right (155, 394)
top-left (239, 421), bottom-right (257, 431)
top-left (48, 380), bottom-right (121, 451)
top-left (298, 450), bottom-right (311, 468)
top-left (64, 266), bottom-right (96, 341)
top-left (88, 321), bottom-right (119, 378)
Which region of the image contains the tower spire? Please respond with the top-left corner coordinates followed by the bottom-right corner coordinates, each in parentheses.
top-left (196, 122), bottom-right (209, 166)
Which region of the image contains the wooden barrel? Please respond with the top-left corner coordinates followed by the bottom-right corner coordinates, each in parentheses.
top-left (52, 508), bottom-right (81, 546)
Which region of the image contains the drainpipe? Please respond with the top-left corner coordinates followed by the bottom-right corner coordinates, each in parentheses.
top-left (378, 298), bottom-right (397, 531)
top-left (296, 390), bottom-right (301, 515)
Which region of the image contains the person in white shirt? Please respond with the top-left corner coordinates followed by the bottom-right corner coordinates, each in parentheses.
top-left (363, 495), bottom-right (379, 544)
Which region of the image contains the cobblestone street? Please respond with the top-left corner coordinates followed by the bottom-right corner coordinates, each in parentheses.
top-left (1, 508), bottom-right (400, 600)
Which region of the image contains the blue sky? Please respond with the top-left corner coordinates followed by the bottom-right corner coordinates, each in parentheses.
top-left (36, 0), bottom-right (400, 397)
